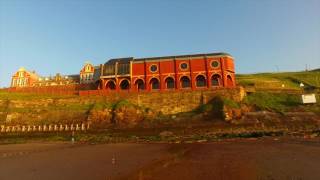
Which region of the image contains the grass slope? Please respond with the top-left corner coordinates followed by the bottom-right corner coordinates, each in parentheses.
top-left (237, 70), bottom-right (320, 89)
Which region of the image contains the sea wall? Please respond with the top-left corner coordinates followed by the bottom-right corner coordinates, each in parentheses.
top-left (0, 88), bottom-right (245, 126)
top-left (92, 87), bottom-right (244, 114)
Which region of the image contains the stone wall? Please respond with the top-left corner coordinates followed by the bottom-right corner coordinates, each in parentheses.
top-left (99, 87), bottom-right (244, 115)
top-left (0, 87), bottom-right (244, 125)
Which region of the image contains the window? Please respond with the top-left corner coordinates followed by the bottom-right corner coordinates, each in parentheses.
top-left (180, 76), bottom-right (191, 88)
top-left (211, 74), bottom-right (221, 86)
top-left (150, 78), bottom-right (160, 90)
top-left (150, 65), bottom-right (158, 72)
top-left (227, 75), bottom-right (233, 87)
top-left (135, 79), bottom-right (145, 91)
top-left (120, 79), bottom-right (130, 90)
top-left (106, 81), bottom-right (116, 90)
top-left (165, 77), bottom-right (175, 89)
top-left (180, 63), bottom-right (188, 70)
top-left (196, 75), bottom-right (206, 87)
top-left (211, 61), bottom-right (220, 68)
top-left (104, 64), bottom-right (115, 76)
top-left (118, 63), bottom-right (130, 75)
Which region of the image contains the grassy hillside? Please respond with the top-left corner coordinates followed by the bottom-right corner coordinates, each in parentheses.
top-left (0, 91), bottom-right (76, 100)
top-left (236, 70), bottom-right (320, 90)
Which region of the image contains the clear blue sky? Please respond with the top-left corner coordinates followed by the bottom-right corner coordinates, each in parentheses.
top-left (1, 0), bottom-right (319, 87)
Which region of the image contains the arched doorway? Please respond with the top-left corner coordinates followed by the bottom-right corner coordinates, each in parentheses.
top-left (211, 74), bottom-right (221, 87)
top-left (120, 79), bottom-right (130, 90)
top-left (165, 77), bottom-right (175, 89)
top-left (106, 80), bottom-right (116, 90)
top-left (150, 78), bottom-right (160, 90)
top-left (227, 75), bottom-right (233, 87)
top-left (135, 79), bottom-right (145, 91)
top-left (180, 76), bottom-right (191, 88)
top-left (196, 75), bottom-right (206, 88)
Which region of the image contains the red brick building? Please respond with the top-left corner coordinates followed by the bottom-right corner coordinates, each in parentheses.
top-left (99, 52), bottom-right (235, 92)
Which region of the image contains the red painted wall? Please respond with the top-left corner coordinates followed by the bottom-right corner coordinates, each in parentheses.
top-left (100, 53), bottom-right (235, 92)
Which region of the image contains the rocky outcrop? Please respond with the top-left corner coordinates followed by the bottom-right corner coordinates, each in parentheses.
top-left (113, 104), bottom-right (145, 128)
top-left (88, 108), bottom-right (113, 127)
top-left (87, 100), bottom-right (147, 128)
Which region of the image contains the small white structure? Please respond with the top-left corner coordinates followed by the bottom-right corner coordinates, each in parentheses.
top-left (302, 94), bottom-right (317, 104)
top-left (299, 83), bottom-right (304, 88)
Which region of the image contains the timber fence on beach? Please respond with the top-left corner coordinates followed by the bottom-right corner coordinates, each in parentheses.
top-left (0, 123), bottom-right (90, 133)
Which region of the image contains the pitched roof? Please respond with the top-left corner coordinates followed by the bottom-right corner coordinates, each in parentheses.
top-left (104, 57), bottom-right (134, 65)
top-left (103, 52), bottom-right (232, 65)
top-left (134, 52), bottom-right (232, 61)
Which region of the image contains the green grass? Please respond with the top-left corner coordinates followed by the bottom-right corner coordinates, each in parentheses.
top-left (50, 103), bottom-right (93, 111)
top-left (244, 92), bottom-right (302, 112)
top-left (223, 98), bottom-right (240, 108)
top-left (113, 99), bottom-right (136, 109)
top-left (0, 91), bottom-right (76, 100)
top-left (237, 70), bottom-right (320, 89)
top-left (2, 103), bottom-right (93, 114)
top-left (91, 101), bottom-right (113, 110)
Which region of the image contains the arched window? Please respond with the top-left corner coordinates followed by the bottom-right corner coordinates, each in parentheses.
top-left (211, 74), bottom-right (221, 87)
top-left (120, 79), bottom-right (130, 90)
top-left (227, 75), bottom-right (233, 87)
top-left (180, 76), bottom-right (191, 88)
top-left (165, 77), bottom-right (175, 89)
top-left (196, 75), bottom-right (206, 87)
top-left (106, 80), bottom-right (116, 90)
top-left (150, 78), bottom-right (160, 90)
top-left (135, 79), bottom-right (145, 91)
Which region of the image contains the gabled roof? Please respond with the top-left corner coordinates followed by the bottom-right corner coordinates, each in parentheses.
top-left (13, 67), bottom-right (39, 78)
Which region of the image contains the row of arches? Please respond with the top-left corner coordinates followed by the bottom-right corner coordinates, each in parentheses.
top-left (104, 74), bottom-right (233, 91)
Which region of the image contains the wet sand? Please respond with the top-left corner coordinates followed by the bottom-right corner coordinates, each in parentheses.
top-left (0, 137), bottom-right (320, 180)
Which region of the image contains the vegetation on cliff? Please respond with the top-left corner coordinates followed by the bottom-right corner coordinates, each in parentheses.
top-left (237, 70), bottom-right (320, 89)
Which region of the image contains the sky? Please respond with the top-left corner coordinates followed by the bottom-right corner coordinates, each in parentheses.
top-left (0, 0), bottom-right (319, 87)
